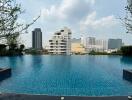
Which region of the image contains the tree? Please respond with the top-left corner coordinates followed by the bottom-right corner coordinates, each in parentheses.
top-left (124, 0), bottom-right (132, 33)
top-left (19, 44), bottom-right (25, 51)
top-left (0, 0), bottom-right (40, 46)
top-left (121, 46), bottom-right (132, 56)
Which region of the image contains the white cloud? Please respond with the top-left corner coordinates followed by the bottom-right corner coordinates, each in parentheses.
top-left (41, 0), bottom-right (95, 22)
top-left (41, 6), bottom-right (58, 19)
top-left (80, 11), bottom-right (119, 31)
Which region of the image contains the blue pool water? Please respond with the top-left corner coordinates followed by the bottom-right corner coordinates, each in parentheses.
top-left (0, 55), bottom-right (132, 96)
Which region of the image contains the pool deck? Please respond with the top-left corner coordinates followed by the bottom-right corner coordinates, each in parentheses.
top-left (0, 93), bottom-right (131, 100)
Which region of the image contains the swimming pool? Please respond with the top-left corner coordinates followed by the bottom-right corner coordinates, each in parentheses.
top-left (0, 55), bottom-right (132, 96)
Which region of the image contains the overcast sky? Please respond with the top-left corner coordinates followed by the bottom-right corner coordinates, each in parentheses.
top-left (17, 0), bottom-right (132, 48)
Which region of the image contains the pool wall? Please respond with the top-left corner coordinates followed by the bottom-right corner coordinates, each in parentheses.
top-left (0, 93), bottom-right (130, 100)
top-left (0, 68), bottom-right (11, 81)
top-left (123, 69), bottom-right (132, 82)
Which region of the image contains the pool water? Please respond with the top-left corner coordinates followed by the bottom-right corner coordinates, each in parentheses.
top-left (0, 55), bottom-right (132, 96)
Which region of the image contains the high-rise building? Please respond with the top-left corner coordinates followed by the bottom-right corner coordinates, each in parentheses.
top-left (81, 36), bottom-right (107, 52)
top-left (32, 28), bottom-right (42, 50)
top-left (48, 27), bottom-right (72, 55)
top-left (108, 39), bottom-right (122, 49)
top-left (85, 37), bottom-right (96, 52)
top-left (81, 37), bottom-right (96, 46)
top-left (71, 38), bottom-right (81, 43)
top-left (95, 39), bottom-right (108, 51)
top-left (87, 37), bottom-right (96, 46)
top-left (81, 36), bottom-right (86, 46)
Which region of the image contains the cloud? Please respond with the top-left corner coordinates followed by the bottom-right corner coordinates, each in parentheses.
top-left (41, 0), bottom-right (95, 22)
top-left (80, 11), bottom-right (119, 31)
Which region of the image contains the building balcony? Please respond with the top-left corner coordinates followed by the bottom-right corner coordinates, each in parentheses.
top-left (49, 51), bottom-right (67, 53)
top-left (49, 44), bottom-right (67, 46)
top-left (55, 32), bottom-right (61, 35)
top-left (49, 40), bottom-right (52, 42)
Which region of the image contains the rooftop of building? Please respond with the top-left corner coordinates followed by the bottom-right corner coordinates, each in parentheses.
top-left (32, 28), bottom-right (42, 32)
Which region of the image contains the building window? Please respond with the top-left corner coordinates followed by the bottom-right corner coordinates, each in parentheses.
top-left (57, 33), bottom-right (61, 35)
top-left (61, 30), bottom-right (64, 32)
top-left (68, 32), bottom-right (71, 34)
top-left (49, 40), bottom-right (53, 42)
top-left (50, 43), bottom-right (54, 45)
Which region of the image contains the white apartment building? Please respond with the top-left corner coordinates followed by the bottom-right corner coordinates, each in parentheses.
top-left (95, 39), bottom-right (108, 51)
top-left (48, 27), bottom-right (72, 55)
top-left (81, 36), bottom-right (107, 53)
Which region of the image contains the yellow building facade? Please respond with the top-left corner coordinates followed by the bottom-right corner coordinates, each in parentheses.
top-left (71, 43), bottom-right (86, 54)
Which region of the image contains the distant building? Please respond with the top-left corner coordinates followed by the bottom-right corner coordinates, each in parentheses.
top-left (81, 37), bottom-right (96, 47)
top-left (71, 38), bottom-right (86, 54)
top-left (108, 39), bottom-right (122, 50)
top-left (81, 36), bottom-right (86, 47)
top-left (87, 37), bottom-right (96, 46)
top-left (48, 27), bottom-right (72, 55)
top-left (71, 43), bottom-right (86, 54)
top-left (71, 38), bottom-right (81, 43)
top-left (95, 39), bottom-right (108, 51)
top-left (81, 36), bottom-right (107, 52)
top-left (32, 28), bottom-right (42, 50)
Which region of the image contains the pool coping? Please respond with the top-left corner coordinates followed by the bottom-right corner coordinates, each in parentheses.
top-left (0, 93), bottom-right (131, 100)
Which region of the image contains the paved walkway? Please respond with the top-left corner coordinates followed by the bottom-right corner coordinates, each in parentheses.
top-left (0, 93), bottom-right (131, 100)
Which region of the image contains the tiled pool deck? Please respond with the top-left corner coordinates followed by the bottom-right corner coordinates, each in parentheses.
top-left (0, 93), bottom-right (131, 100)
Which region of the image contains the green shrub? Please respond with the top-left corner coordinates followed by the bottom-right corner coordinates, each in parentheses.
top-left (121, 46), bottom-right (132, 56)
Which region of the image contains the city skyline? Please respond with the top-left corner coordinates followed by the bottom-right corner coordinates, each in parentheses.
top-left (17, 0), bottom-right (132, 48)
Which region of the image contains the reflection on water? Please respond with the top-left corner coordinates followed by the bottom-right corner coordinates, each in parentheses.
top-left (50, 55), bottom-right (72, 71)
top-left (29, 55), bottom-right (43, 69)
top-left (0, 55), bottom-right (132, 96)
top-left (120, 56), bottom-right (132, 65)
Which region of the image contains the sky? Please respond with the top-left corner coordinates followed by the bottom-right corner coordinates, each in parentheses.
top-left (17, 0), bottom-right (132, 48)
